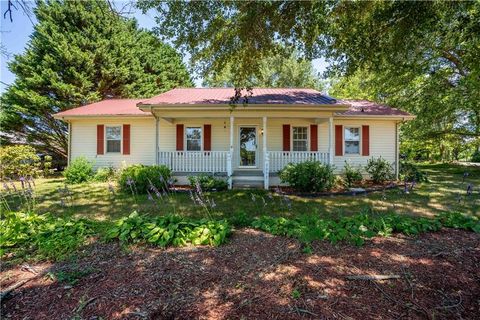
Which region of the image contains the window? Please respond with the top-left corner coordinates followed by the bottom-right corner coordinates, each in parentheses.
top-left (292, 127), bottom-right (308, 151)
top-left (106, 126), bottom-right (121, 153)
top-left (344, 127), bottom-right (360, 154)
top-left (186, 127), bottom-right (202, 151)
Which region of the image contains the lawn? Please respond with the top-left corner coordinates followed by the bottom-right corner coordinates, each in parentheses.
top-left (4, 163), bottom-right (479, 222)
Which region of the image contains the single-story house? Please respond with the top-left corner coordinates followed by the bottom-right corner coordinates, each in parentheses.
top-left (54, 88), bottom-right (414, 189)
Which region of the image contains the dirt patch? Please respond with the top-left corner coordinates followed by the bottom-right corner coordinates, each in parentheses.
top-left (1, 229), bottom-right (479, 319)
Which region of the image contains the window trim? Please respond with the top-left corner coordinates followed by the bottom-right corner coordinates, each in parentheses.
top-left (291, 126), bottom-right (309, 152)
top-left (105, 125), bottom-right (122, 154)
top-left (344, 126), bottom-right (361, 155)
top-left (185, 126), bottom-right (203, 151)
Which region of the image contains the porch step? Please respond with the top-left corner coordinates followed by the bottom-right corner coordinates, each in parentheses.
top-left (232, 179), bottom-right (264, 189)
top-left (233, 170), bottom-right (263, 176)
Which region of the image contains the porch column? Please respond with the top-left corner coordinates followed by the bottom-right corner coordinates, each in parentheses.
top-left (227, 116), bottom-right (234, 189)
top-left (263, 116), bottom-right (269, 189)
top-left (155, 115), bottom-right (159, 165)
top-left (328, 117), bottom-right (334, 165)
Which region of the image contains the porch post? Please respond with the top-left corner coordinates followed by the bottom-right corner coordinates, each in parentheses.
top-left (155, 115), bottom-right (159, 165)
top-left (328, 117), bottom-right (334, 165)
top-left (263, 116), bottom-right (269, 189)
top-left (228, 116), bottom-right (234, 189)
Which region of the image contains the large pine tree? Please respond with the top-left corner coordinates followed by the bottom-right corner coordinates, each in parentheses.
top-left (1, 0), bottom-right (192, 159)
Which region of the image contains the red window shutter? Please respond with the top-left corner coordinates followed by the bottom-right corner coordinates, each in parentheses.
top-left (335, 125), bottom-right (343, 156)
top-left (362, 125), bottom-right (370, 156)
top-left (122, 124), bottom-right (130, 155)
top-left (176, 124), bottom-right (184, 151)
top-left (310, 124), bottom-right (318, 151)
top-left (97, 124), bottom-right (104, 155)
top-left (282, 125), bottom-right (291, 151)
top-left (204, 124), bottom-right (212, 151)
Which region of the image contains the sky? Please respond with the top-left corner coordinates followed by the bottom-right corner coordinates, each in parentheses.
top-left (0, 1), bottom-right (328, 94)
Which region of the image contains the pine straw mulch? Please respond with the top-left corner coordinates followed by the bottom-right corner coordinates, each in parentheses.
top-left (1, 228), bottom-right (479, 320)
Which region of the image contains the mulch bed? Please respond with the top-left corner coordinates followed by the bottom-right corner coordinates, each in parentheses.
top-left (1, 228), bottom-right (479, 319)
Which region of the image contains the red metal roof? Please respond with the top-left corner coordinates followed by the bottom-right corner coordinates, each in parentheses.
top-left (54, 99), bottom-right (148, 117)
top-left (336, 100), bottom-right (412, 116)
top-left (53, 89), bottom-right (413, 118)
top-left (139, 88), bottom-right (338, 105)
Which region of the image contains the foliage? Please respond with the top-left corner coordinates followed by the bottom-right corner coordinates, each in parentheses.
top-left (93, 167), bottom-right (116, 182)
top-left (1, 0), bottom-right (192, 159)
top-left (280, 161), bottom-right (335, 192)
top-left (106, 211), bottom-right (231, 247)
top-left (0, 145), bottom-right (40, 179)
top-left (188, 175), bottom-right (228, 191)
top-left (342, 162), bottom-right (363, 188)
top-left (472, 149), bottom-right (480, 163)
top-left (400, 161), bottom-right (428, 182)
top-left (63, 157), bottom-right (94, 184)
top-left (43, 155), bottom-right (53, 177)
top-left (47, 267), bottom-right (96, 286)
top-left (117, 165), bottom-right (172, 194)
top-left (252, 211), bottom-right (478, 247)
top-left (203, 50), bottom-right (323, 89)
top-left (365, 157), bottom-right (394, 183)
top-left (0, 211), bottom-right (93, 261)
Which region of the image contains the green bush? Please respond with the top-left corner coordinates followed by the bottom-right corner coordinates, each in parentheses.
top-left (63, 157), bottom-right (94, 184)
top-left (0, 145), bottom-right (40, 179)
top-left (117, 164), bottom-right (172, 194)
top-left (188, 174), bottom-right (228, 191)
top-left (400, 161), bottom-right (428, 182)
top-left (471, 149), bottom-right (480, 163)
top-left (279, 161), bottom-right (335, 192)
top-left (0, 211), bottom-right (93, 261)
top-left (93, 167), bottom-right (116, 182)
top-left (252, 211), bottom-right (478, 247)
top-left (365, 157), bottom-right (394, 183)
top-left (342, 162), bottom-right (363, 188)
top-left (106, 211), bottom-right (231, 247)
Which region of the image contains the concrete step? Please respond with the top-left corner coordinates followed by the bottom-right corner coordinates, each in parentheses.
top-left (233, 170), bottom-right (263, 177)
top-left (232, 179), bottom-right (264, 189)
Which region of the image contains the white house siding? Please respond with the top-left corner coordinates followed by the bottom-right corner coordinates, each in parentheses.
top-left (70, 117), bottom-right (156, 169)
top-left (328, 119), bottom-right (397, 173)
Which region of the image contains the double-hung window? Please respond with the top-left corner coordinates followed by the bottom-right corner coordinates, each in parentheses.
top-left (292, 127), bottom-right (308, 151)
top-left (106, 126), bottom-right (121, 153)
top-left (186, 127), bottom-right (202, 151)
top-left (344, 127), bottom-right (360, 154)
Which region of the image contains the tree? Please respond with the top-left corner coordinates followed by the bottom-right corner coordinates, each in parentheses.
top-left (1, 0), bottom-right (192, 159)
top-left (203, 51), bottom-right (323, 90)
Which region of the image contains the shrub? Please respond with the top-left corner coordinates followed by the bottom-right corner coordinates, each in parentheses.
top-left (0, 211), bottom-right (93, 261)
top-left (365, 157), bottom-right (394, 183)
top-left (93, 167), bottom-right (116, 182)
top-left (42, 155), bottom-right (53, 177)
top-left (63, 157), bottom-right (94, 184)
top-left (106, 211), bottom-right (231, 247)
top-left (279, 161), bottom-right (335, 192)
top-left (472, 149), bottom-right (480, 163)
top-left (0, 145), bottom-right (40, 179)
top-left (342, 162), bottom-right (363, 188)
top-left (117, 165), bottom-right (172, 193)
top-left (400, 161), bottom-right (428, 182)
top-left (188, 174), bottom-right (228, 191)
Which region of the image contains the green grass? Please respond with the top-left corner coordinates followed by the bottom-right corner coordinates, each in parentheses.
top-left (2, 163), bottom-right (479, 222)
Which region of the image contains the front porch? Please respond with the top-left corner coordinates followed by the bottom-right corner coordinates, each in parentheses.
top-left (156, 116), bottom-right (335, 189)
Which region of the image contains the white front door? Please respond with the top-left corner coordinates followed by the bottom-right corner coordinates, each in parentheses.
top-left (239, 126), bottom-right (257, 167)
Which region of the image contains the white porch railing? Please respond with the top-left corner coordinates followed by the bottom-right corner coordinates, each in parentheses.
top-left (158, 151), bottom-right (229, 173)
top-left (267, 151), bottom-right (330, 172)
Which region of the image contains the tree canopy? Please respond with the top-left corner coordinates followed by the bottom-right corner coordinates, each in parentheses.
top-left (139, 0), bottom-right (480, 160)
top-left (1, 0), bottom-right (192, 159)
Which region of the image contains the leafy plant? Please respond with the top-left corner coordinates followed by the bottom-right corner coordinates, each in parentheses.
top-left (47, 267), bottom-right (96, 286)
top-left (43, 155), bottom-right (53, 177)
top-left (0, 145), bottom-right (41, 179)
top-left (93, 167), bottom-right (116, 182)
top-left (400, 161), bottom-right (428, 182)
top-left (342, 161), bottom-right (363, 188)
top-left (365, 157), bottom-right (394, 183)
top-left (279, 161), bottom-right (335, 192)
top-left (188, 174), bottom-right (228, 191)
top-left (106, 211), bottom-right (231, 247)
top-left (63, 157), bottom-right (94, 184)
top-left (471, 149), bottom-right (480, 163)
top-left (117, 165), bottom-right (172, 194)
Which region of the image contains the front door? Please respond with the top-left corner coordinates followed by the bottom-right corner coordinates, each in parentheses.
top-left (239, 126), bottom-right (257, 167)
